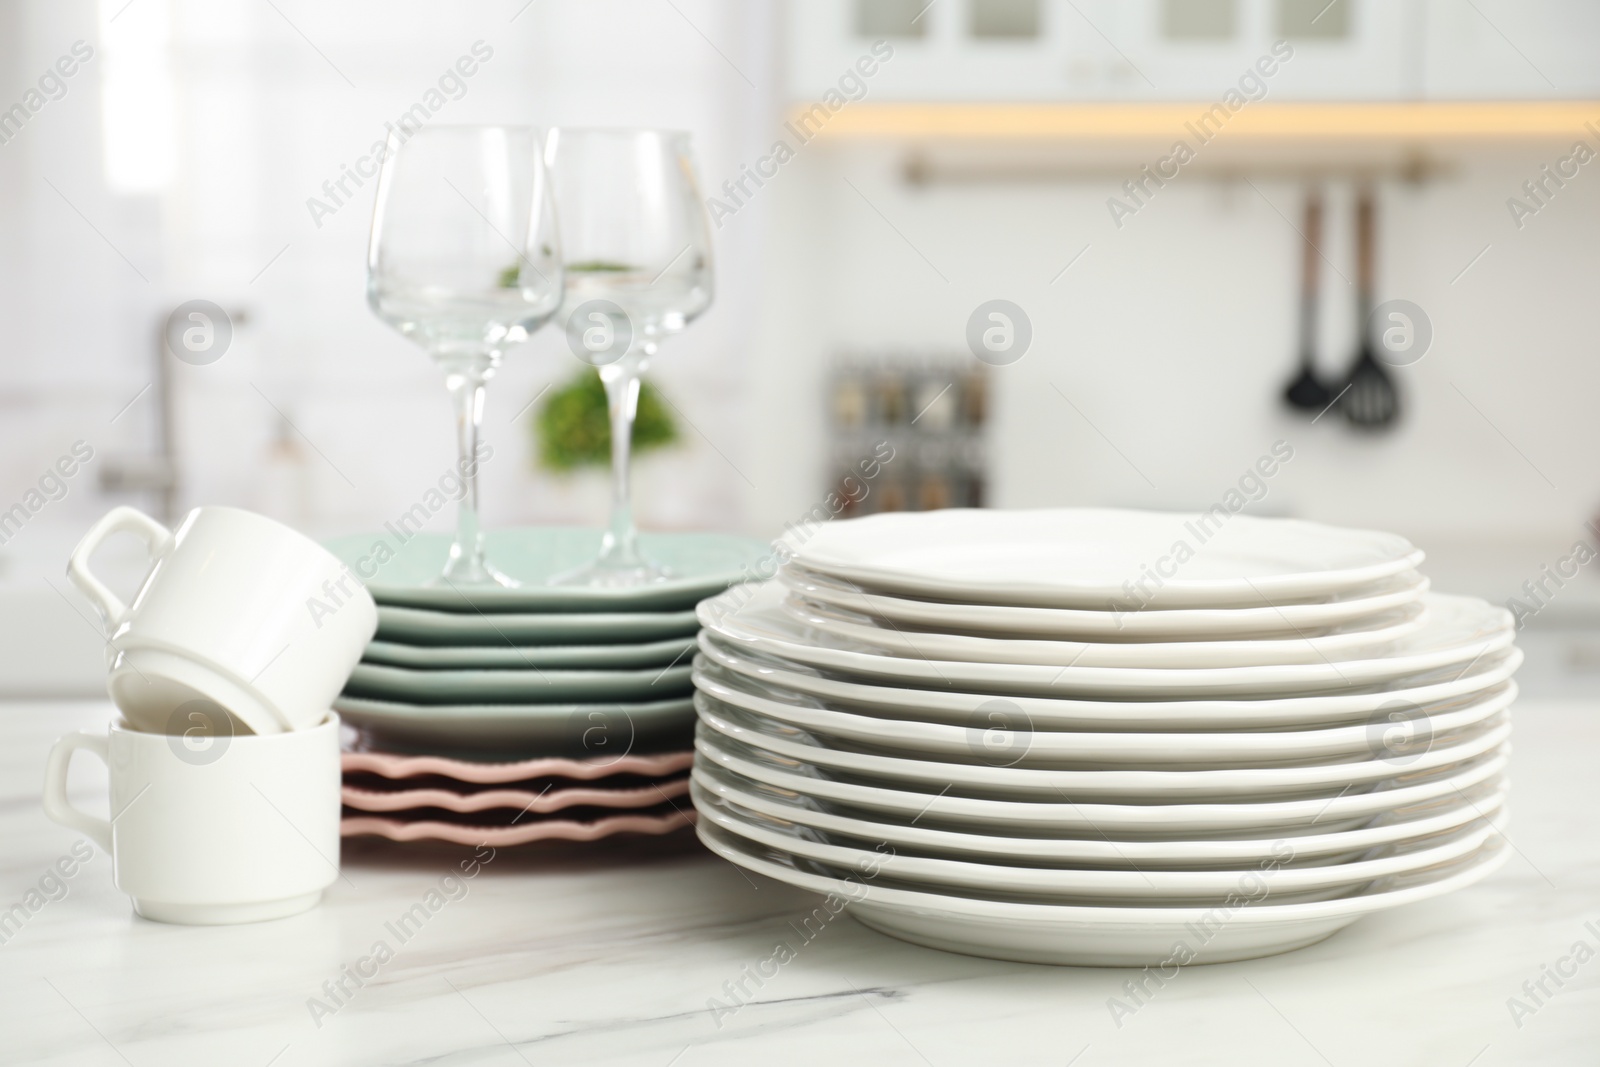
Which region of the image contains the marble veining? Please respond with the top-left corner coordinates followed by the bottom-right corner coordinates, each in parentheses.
top-left (0, 700), bottom-right (1596, 1066)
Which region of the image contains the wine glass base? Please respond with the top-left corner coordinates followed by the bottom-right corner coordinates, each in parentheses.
top-left (548, 556), bottom-right (674, 589)
top-left (431, 557), bottom-right (521, 589)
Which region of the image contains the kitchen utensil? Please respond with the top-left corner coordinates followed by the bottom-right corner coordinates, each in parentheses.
top-left (343, 807), bottom-right (693, 846)
top-left (333, 693), bottom-right (695, 757)
top-left (696, 636), bottom-right (1522, 731)
top-left (781, 563), bottom-right (1428, 640)
top-left (691, 508), bottom-right (1518, 966)
top-left (697, 783), bottom-right (1504, 903)
top-left (67, 505), bottom-right (377, 736)
top-left (692, 761), bottom-right (1508, 869)
top-left (694, 731), bottom-right (1507, 833)
top-left (342, 776), bottom-right (687, 815)
top-left (322, 529), bottom-right (768, 613)
top-left (344, 660), bottom-right (692, 704)
top-left (696, 820), bottom-right (1510, 966)
top-left (375, 603), bottom-right (700, 646)
top-left (1283, 189), bottom-right (1335, 412)
top-left (341, 748), bottom-right (694, 782)
top-left (692, 681), bottom-right (1515, 779)
top-left (773, 508), bottom-right (1423, 609)
top-left (697, 584), bottom-right (1511, 698)
top-left (1341, 186), bottom-right (1400, 429)
top-left (367, 125), bottom-right (563, 585)
top-left (357, 635), bottom-right (698, 671)
top-left (781, 594), bottom-right (1429, 668)
top-left (543, 129), bottom-right (714, 587)
top-left (42, 715), bottom-right (341, 924)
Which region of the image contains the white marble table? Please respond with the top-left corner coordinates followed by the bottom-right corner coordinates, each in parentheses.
top-left (0, 698), bottom-right (1595, 1066)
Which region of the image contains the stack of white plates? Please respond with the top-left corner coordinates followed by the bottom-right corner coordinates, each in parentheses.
top-left (321, 527), bottom-right (765, 846)
top-left (690, 509), bottom-right (1518, 966)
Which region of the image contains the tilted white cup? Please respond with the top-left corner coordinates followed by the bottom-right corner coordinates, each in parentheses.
top-left (42, 714), bottom-right (342, 925)
top-left (67, 505), bottom-right (377, 736)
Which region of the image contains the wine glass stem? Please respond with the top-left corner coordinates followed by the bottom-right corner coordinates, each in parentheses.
top-left (443, 364), bottom-right (490, 581)
top-left (598, 357), bottom-right (644, 567)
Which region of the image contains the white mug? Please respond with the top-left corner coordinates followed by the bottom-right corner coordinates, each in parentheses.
top-left (42, 715), bottom-right (342, 925)
top-left (67, 505), bottom-right (377, 736)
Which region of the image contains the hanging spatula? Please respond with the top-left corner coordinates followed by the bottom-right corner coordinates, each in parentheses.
top-left (1341, 186), bottom-right (1400, 430)
top-left (1283, 189), bottom-right (1333, 413)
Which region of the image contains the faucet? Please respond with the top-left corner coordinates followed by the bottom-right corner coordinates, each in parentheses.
top-left (99, 307), bottom-right (248, 523)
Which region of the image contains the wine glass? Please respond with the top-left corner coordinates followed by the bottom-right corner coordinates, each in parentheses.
top-left (367, 126), bottom-right (562, 586)
top-left (543, 128), bottom-right (714, 587)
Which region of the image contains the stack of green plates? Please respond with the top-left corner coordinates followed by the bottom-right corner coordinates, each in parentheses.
top-left (325, 528), bottom-right (769, 762)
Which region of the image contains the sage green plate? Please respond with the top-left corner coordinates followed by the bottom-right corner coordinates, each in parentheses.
top-left (324, 528), bottom-right (769, 613)
top-left (344, 661), bottom-right (694, 704)
top-left (333, 693), bottom-right (697, 758)
top-left (375, 604), bottom-right (701, 646)
top-left (360, 635), bottom-right (697, 671)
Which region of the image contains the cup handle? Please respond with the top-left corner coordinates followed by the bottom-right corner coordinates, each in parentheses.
top-left (42, 732), bottom-right (112, 852)
top-left (66, 506), bottom-right (173, 630)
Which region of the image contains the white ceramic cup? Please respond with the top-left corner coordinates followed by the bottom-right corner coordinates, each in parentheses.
top-left (42, 714), bottom-right (342, 925)
top-left (67, 505), bottom-right (377, 736)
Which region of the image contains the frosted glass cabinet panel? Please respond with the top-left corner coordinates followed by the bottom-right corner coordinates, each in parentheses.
top-left (786, 0), bottom-right (1600, 102)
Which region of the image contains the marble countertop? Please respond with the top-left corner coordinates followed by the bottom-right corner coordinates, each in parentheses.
top-left (0, 698), bottom-right (1595, 1066)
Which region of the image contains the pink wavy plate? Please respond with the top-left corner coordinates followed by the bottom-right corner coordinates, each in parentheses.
top-left (341, 776), bottom-right (690, 814)
top-left (340, 808), bottom-right (695, 845)
top-left (341, 749), bottom-right (694, 783)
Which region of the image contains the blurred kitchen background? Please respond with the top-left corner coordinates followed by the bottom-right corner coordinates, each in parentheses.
top-left (2, 0), bottom-right (1599, 696)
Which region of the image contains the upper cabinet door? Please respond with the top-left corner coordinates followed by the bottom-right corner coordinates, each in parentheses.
top-left (1420, 0), bottom-right (1600, 99)
top-left (787, 0), bottom-right (1600, 102)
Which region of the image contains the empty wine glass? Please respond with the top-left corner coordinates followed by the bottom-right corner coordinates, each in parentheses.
top-left (367, 125), bottom-right (562, 586)
top-left (544, 128), bottom-right (714, 587)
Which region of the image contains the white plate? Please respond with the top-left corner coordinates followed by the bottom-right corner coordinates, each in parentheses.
top-left (695, 782), bottom-right (1506, 903)
top-left (691, 762), bottom-right (1510, 868)
top-left (696, 820), bottom-right (1510, 966)
top-left (699, 585), bottom-right (1512, 698)
top-left (783, 594), bottom-right (1428, 668)
top-left (776, 508), bottom-right (1424, 609)
top-left (697, 635), bottom-right (1524, 731)
top-left (693, 732), bottom-right (1510, 834)
top-left (782, 564), bottom-right (1430, 640)
top-left (693, 671), bottom-right (1518, 768)
top-left (693, 691), bottom-right (1517, 789)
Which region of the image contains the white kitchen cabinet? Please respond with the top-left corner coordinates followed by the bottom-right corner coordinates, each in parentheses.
top-left (1420, 0), bottom-right (1600, 99)
top-left (785, 0), bottom-right (1600, 102)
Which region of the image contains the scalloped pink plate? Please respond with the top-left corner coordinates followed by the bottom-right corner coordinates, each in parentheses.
top-left (341, 749), bottom-right (693, 783)
top-left (341, 776), bottom-right (689, 815)
top-left (340, 808), bottom-right (695, 845)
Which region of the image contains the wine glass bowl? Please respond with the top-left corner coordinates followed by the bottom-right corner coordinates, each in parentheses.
top-left (544, 128), bottom-right (715, 587)
top-left (367, 125), bottom-right (562, 586)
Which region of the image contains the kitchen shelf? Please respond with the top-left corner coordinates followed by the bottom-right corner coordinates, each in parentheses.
top-left (801, 101), bottom-right (1600, 141)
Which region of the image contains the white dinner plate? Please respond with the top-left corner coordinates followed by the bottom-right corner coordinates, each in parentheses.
top-left (699, 585), bottom-right (1512, 698)
top-left (783, 594), bottom-right (1429, 668)
top-left (691, 762), bottom-right (1509, 868)
top-left (693, 732), bottom-right (1510, 835)
top-left (693, 692), bottom-right (1516, 789)
top-left (776, 508), bottom-right (1424, 609)
top-left (696, 636), bottom-right (1524, 731)
top-left (781, 564), bottom-right (1430, 640)
top-left (695, 782), bottom-right (1506, 904)
top-left (696, 820), bottom-right (1510, 966)
top-left (693, 671), bottom-right (1518, 768)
